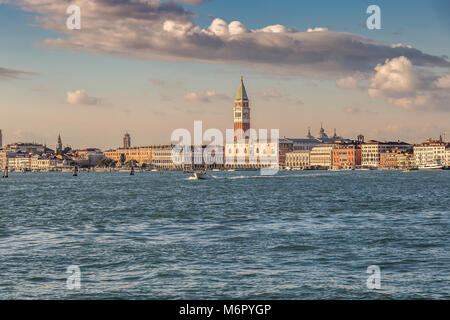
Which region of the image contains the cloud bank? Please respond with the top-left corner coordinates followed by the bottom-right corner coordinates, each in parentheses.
top-left (15, 0), bottom-right (450, 110)
top-left (17, 0), bottom-right (449, 76)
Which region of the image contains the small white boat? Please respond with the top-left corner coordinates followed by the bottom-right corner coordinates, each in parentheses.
top-left (193, 171), bottom-right (213, 180)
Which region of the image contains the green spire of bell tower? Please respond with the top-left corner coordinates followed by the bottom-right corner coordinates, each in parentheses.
top-left (235, 76), bottom-right (248, 101)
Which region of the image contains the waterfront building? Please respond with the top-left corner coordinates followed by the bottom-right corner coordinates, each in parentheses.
top-left (414, 139), bottom-right (448, 167)
top-left (233, 76), bottom-right (250, 142)
top-left (445, 147), bottom-right (450, 168)
top-left (380, 148), bottom-right (414, 169)
top-left (362, 141), bottom-right (412, 167)
top-left (0, 150), bottom-right (17, 169)
top-left (103, 146), bottom-right (154, 166)
top-left (172, 145), bottom-right (224, 170)
top-left (153, 145), bottom-right (175, 170)
top-left (123, 133), bottom-right (131, 149)
top-left (310, 143), bottom-right (339, 169)
top-left (7, 156), bottom-right (32, 171)
top-left (203, 145), bottom-right (224, 169)
top-left (225, 140), bottom-right (279, 169)
top-left (4, 142), bottom-right (48, 155)
top-left (278, 138), bottom-right (294, 167)
top-left (30, 156), bottom-right (58, 171)
top-left (74, 149), bottom-right (105, 167)
top-left (285, 150), bottom-right (310, 169)
top-left (332, 145), bottom-right (362, 169)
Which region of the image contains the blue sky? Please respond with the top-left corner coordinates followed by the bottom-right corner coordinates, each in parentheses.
top-left (1, 0), bottom-right (449, 149)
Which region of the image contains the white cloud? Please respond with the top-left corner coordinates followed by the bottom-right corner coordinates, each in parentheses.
top-left (202, 19), bottom-right (249, 37)
top-left (66, 89), bottom-right (102, 105)
top-left (207, 18), bottom-right (230, 36)
top-left (391, 43), bottom-right (413, 49)
top-left (163, 20), bottom-right (198, 37)
top-left (183, 90), bottom-right (229, 102)
top-left (368, 56), bottom-right (450, 110)
top-left (434, 73), bottom-right (450, 88)
top-left (369, 56), bottom-right (420, 95)
top-left (307, 27), bottom-right (329, 32)
top-left (258, 24), bottom-right (296, 33)
top-left (228, 21), bottom-right (250, 36)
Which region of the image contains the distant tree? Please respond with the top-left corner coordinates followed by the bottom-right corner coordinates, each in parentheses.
top-left (96, 158), bottom-right (117, 168)
top-left (124, 159), bottom-right (138, 167)
top-left (119, 154), bottom-right (126, 165)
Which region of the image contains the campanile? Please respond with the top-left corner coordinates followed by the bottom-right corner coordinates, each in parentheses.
top-left (233, 76), bottom-right (250, 141)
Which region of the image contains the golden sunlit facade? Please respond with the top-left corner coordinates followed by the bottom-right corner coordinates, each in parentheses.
top-left (103, 146), bottom-right (154, 165)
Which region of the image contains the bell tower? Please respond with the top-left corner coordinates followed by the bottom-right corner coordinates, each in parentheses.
top-left (56, 134), bottom-right (63, 155)
top-left (233, 76), bottom-right (250, 141)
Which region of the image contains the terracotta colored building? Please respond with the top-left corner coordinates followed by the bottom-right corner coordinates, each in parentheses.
top-left (332, 145), bottom-right (361, 169)
top-left (380, 148), bottom-right (414, 169)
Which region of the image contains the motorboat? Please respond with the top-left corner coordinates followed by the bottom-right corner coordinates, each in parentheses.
top-left (193, 170), bottom-right (213, 180)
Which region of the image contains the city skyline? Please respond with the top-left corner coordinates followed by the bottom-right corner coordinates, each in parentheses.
top-left (1, 0), bottom-right (450, 149)
top-left (1, 76), bottom-right (448, 150)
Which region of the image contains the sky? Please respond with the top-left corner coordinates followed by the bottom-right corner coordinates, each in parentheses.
top-left (1, 0), bottom-right (450, 149)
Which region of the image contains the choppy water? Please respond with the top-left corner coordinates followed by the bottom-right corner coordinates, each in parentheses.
top-left (0, 170), bottom-right (449, 299)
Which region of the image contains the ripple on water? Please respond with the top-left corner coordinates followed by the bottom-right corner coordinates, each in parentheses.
top-left (0, 171), bottom-right (449, 299)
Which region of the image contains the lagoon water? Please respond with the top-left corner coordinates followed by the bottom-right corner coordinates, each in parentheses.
top-left (0, 170), bottom-right (449, 299)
